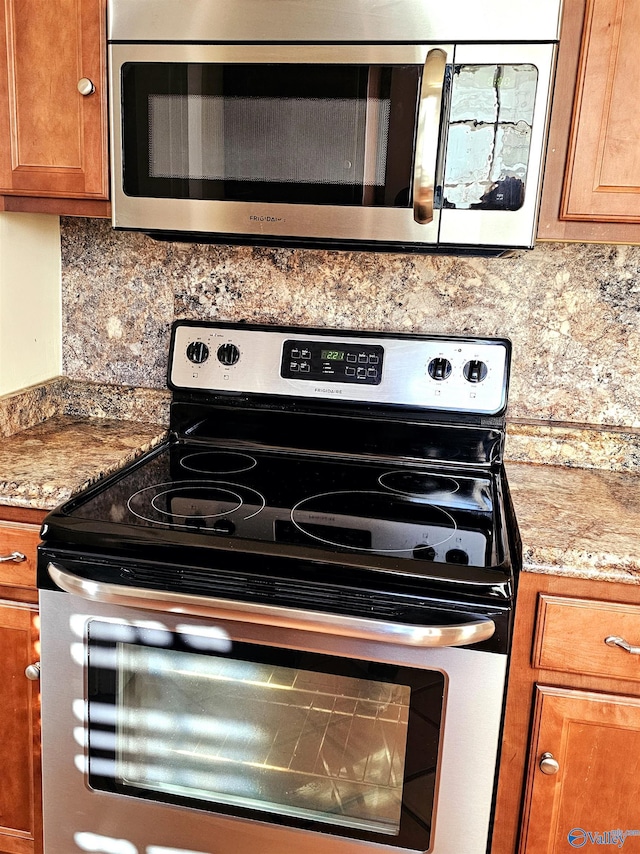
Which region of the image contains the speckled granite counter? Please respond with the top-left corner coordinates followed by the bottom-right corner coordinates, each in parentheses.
top-left (507, 461), bottom-right (640, 584)
top-left (0, 414), bottom-right (167, 510)
top-left (0, 376), bottom-right (169, 511)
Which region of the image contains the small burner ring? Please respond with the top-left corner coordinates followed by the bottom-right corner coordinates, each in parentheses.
top-left (378, 470), bottom-right (460, 497)
top-left (150, 486), bottom-right (243, 519)
top-left (126, 479), bottom-right (265, 527)
top-left (180, 451), bottom-right (258, 475)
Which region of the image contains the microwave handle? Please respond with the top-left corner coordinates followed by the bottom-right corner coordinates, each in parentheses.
top-left (48, 563), bottom-right (495, 649)
top-left (413, 48), bottom-right (448, 225)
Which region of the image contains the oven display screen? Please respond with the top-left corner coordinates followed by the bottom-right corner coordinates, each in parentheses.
top-left (321, 349), bottom-right (345, 361)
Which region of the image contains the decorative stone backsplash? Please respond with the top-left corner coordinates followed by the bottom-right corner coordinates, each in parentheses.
top-left (61, 217), bottom-right (640, 429)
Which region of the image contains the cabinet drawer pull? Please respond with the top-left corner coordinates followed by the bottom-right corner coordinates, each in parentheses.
top-left (539, 752), bottom-right (560, 775)
top-left (605, 635), bottom-right (640, 655)
top-left (0, 551), bottom-right (26, 563)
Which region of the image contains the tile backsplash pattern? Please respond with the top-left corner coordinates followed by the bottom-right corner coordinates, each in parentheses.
top-left (61, 218), bottom-right (640, 428)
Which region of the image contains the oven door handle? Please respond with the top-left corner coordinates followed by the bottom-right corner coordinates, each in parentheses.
top-left (412, 47), bottom-right (448, 225)
top-left (48, 563), bottom-right (495, 648)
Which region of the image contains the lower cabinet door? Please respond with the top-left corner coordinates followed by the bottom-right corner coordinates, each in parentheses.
top-left (520, 685), bottom-right (640, 854)
top-left (0, 601), bottom-right (41, 854)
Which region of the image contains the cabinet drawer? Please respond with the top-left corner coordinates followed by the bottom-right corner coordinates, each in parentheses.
top-left (534, 595), bottom-right (640, 682)
top-left (0, 522), bottom-right (39, 589)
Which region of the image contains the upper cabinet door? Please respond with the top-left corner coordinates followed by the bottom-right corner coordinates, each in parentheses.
top-left (563, 0), bottom-right (640, 221)
top-left (0, 0), bottom-right (108, 199)
top-left (537, 0), bottom-right (640, 242)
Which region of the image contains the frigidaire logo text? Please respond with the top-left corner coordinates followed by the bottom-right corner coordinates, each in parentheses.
top-left (249, 215), bottom-right (284, 223)
top-left (568, 828), bottom-right (640, 848)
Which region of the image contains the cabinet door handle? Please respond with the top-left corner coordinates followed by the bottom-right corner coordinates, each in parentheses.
top-left (539, 752), bottom-right (560, 775)
top-left (25, 662), bottom-right (41, 681)
top-left (77, 77), bottom-right (95, 96)
top-left (0, 551), bottom-right (26, 563)
top-left (605, 635), bottom-right (640, 655)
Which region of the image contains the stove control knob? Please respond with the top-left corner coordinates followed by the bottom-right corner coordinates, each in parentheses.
top-left (463, 359), bottom-right (488, 383)
top-left (186, 341), bottom-right (210, 364)
top-left (427, 357), bottom-right (452, 381)
top-left (217, 343), bottom-right (240, 366)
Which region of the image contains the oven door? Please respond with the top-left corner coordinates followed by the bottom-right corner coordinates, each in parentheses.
top-left (109, 42), bottom-right (555, 250)
top-left (39, 584), bottom-right (507, 854)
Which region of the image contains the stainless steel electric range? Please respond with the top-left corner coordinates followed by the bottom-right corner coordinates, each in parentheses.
top-left (37, 320), bottom-right (520, 854)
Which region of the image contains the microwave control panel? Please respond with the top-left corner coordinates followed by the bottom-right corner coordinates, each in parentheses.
top-left (169, 321), bottom-right (511, 415)
top-left (281, 340), bottom-right (384, 385)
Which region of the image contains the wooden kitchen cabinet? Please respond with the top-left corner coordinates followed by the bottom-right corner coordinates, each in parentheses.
top-left (0, 0), bottom-right (110, 217)
top-left (491, 572), bottom-right (640, 854)
top-left (0, 507), bottom-right (46, 854)
top-left (520, 686), bottom-right (640, 853)
top-left (537, 0), bottom-right (640, 243)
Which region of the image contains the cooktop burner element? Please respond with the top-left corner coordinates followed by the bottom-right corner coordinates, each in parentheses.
top-left (128, 479), bottom-right (267, 527)
top-left (290, 489), bottom-right (458, 554)
top-left (378, 470), bottom-right (461, 498)
top-left (39, 321), bottom-right (519, 616)
top-left (179, 451), bottom-right (258, 474)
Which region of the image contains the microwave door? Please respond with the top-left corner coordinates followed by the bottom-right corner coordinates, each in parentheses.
top-left (438, 42), bottom-right (557, 251)
top-left (109, 44), bottom-right (450, 248)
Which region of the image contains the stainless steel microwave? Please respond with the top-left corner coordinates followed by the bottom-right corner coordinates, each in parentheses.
top-left (108, 0), bottom-right (562, 255)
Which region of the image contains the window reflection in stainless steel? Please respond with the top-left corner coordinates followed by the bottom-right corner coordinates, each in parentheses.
top-left (115, 644), bottom-right (411, 835)
top-left (443, 64), bottom-right (538, 210)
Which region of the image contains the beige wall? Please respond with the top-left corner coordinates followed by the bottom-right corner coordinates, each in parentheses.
top-left (0, 212), bottom-right (61, 396)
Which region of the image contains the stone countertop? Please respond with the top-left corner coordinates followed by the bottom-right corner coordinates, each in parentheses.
top-left (0, 414), bottom-right (167, 511)
top-left (507, 461), bottom-right (640, 584)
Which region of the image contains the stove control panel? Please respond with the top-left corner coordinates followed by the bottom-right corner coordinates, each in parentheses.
top-left (282, 340), bottom-right (384, 385)
top-left (170, 321), bottom-right (511, 415)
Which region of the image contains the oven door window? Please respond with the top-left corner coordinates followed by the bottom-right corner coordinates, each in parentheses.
top-left (87, 622), bottom-right (444, 850)
top-left (121, 63), bottom-right (420, 207)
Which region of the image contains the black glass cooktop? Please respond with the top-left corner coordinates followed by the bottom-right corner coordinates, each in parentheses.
top-left (43, 439), bottom-right (506, 576)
